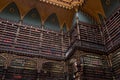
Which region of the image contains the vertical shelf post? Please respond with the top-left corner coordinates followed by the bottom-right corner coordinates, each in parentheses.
top-left (75, 9), bottom-right (80, 40)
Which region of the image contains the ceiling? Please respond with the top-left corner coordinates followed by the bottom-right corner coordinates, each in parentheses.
top-left (0, 0), bottom-right (106, 30)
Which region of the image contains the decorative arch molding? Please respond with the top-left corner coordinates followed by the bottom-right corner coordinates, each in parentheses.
top-left (0, 0), bottom-right (107, 29)
top-left (79, 9), bottom-right (98, 24)
top-left (23, 8), bottom-right (42, 27)
top-left (0, 1), bottom-right (74, 30)
top-left (0, 2), bottom-right (20, 22)
top-left (44, 13), bottom-right (60, 31)
top-left (12, 0), bottom-right (38, 19)
top-left (0, 0), bottom-right (13, 12)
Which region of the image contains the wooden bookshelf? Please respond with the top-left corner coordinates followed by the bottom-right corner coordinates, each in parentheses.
top-left (41, 31), bottom-right (62, 56)
top-left (102, 8), bottom-right (120, 51)
top-left (69, 22), bottom-right (104, 52)
top-left (110, 52), bottom-right (120, 80)
top-left (6, 67), bottom-right (37, 80)
top-left (70, 54), bottom-right (112, 80)
top-left (0, 7), bottom-right (119, 58)
top-left (0, 18), bottom-right (69, 57)
top-left (79, 23), bottom-right (103, 44)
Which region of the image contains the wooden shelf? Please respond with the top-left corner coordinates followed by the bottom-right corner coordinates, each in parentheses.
top-left (72, 54), bottom-right (112, 80)
top-left (0, 19), bottom-right (69, 57)
top-left (110, 52), bottom-right (120, 79)
top-left (103, 8), bottom-right (120, 51)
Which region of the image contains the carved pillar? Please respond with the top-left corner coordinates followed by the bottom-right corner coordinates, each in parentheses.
top-left (68, 32), bottom-right (71, 46)
top-left (75, 9), bottom-right (80, 40)
top-left (14, 26), bottom-right (20, 43)
top-left (73, 51), bottom-right (84, 80)
top-left (61, 30), bottom-right (65, 57)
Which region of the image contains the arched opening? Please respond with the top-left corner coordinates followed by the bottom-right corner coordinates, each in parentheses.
top-left (0, 2), bottom-right (20, 22)
top-left (44, 13), bottom-right (60, 31)
top-left (23, 8), bottom-right (42, 27)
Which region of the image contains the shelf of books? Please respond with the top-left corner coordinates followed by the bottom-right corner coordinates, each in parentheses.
top-left (41, 62), bottom-right (65, 80)
top-left (103, 7), bottom-right (120, 51)
top-left (70, 22), bottom-right (104, 52)
top-left (0, 20), bottom-right (17, 52)
top-left (41, 30), bottom-right (62, 56)
top-left (0, 18), bottom-right (69, 57)
top-left (5, 67), bottom-right (37, 80)
top-left (15, 25), bottom-right (41, 55)
top-left (110, 51), bottom-right (120, 80)
top-left (73, 54), bottom-right (112, 80)
top-left (63, 33), bottom-right (70, 53)
top-left (79, 23), bottom-right (103, 44)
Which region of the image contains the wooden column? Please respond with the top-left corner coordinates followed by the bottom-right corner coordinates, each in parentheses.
top-left (61, 30), bottom-right (64, 57)
top-left (75, 9), bottom-right (80, 40)
top-left (14, 26), bottom-right (20, 43)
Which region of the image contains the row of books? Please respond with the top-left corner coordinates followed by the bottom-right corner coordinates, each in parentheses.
top-left (0, 18), bottom-right (70, 57)
top-left (110, 51), bottom-right (120, 80)
top-left (71, 54), bottom-right (112, 80)
top-left (69, 22), bottom-right (104, 52)
top-left (3, 67), bottom-right (64, 80)
top-left (103, 7), bottom-right (120, 51)
top-left (70, 23), bottom-right (103, 44)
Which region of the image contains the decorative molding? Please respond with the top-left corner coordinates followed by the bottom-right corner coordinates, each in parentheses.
top-left (105, 0), bottom-right (111, 6)
top-left (39, 0), bottom-right (85, 9)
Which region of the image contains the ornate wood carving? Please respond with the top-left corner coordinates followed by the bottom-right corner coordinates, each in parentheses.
top-left (40, 0), bottom-right (84, 9)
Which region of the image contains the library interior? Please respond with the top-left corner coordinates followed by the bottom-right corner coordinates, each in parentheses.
top-left (0, 0), bottom-right (120, 80)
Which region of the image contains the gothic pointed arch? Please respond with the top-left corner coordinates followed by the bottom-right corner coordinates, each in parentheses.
top-left (23, 8), bottom-right (41, 27)
top-left (0, 2), bottom-right (20, 22)
top-left (78, 11), bottom-right (93, 24)
top-left (44, 13), bottom-right (60, 31)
